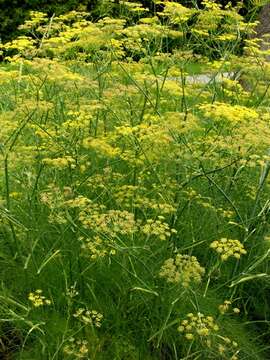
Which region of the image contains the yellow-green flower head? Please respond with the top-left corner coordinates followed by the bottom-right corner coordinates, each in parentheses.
top-left (142, 218), bottom-right (177, 240)
top-left (73, 308), bottom-right (103, 327)
top-left (210, 238), bottom-right (247, 261)
top-left (218, 300), bottom-right (232, 314)
top-left (81, 235), bottom-right (116, 260)
top-left (28, 289), bottom-right (51, 307)
top-left (218, 300), bottom-right (241, 315)
top-left (159, 254), bottom-right (205, 287)
top-left (79, 208), bottom-right (137, 237)
top-left (63, 337), bottom-right (89, 359)
top-left (178, 312), bottom-right (219, 340)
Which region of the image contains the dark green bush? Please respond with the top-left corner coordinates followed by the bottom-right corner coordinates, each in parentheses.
top-left (0, 0), bottom-right (96, 42)
top-left (0, 0), bottom-right (260, 43)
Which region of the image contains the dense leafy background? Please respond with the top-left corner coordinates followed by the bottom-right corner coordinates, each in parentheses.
top-left (0, 0), bottom-right (254, 42)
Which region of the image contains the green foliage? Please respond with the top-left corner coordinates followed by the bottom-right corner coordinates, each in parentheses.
top-left (0, 3), bottom-right (270, 359)
top-left (0, 0), bottom-right (265, 43)
top-left (0, 0), bottom-right (93, 41)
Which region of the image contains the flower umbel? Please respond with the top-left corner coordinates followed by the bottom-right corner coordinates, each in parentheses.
top-left (178, 312), bottom-right (219, 340)
top-left (28, 289), bottom-right (51, 307)
top-left (159, 254), bottom-right (205, 287)
top-left (142, 217), bottom-right (177, 240)
top-left (73, 308), bottom-right (103, 327)
top-left (63, 338), bottom-right (89, 359)
top-left (219, 300), bottom-right (241, 315)
top-left (210, 238), bottom-right (247, 261)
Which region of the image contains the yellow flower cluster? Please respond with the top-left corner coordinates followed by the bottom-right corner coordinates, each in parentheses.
top-left (80, 235), bottom-right (116, 260)
top-left (0, 0), bottom-right (250, 67)
top-left (120, 1), bottom-right (148, 13)
top-left (65, 196), bottom-right (94, 209)
top-left (18, 11), bottom-right (48, 30)
top-left (28, 290), bottom-right (51, 307)
top-left (216, 337), bottom-right (239, 359)
top-left (0, 5), bottom-right (268, 359)
top-left (48, 210), bottom-right (67, 225)
top-left (63, 110), bottom-right (92, 132)
top-left (219, 300), bottom-right (232, 315)
top-left (83, 138), bottom-right (120, 158)
top-left (82, 166), bottom-right (122, 188)
top-left (40, 184), bottom-right (72, 208)
top-left (39, 185), bottom-right (75, 225)
top-left (113, 185), bottom-right (140, 208)
top-left (202, 0), bottom-right (221, 10)
top-left (142, 217), bottom-right (177, 240)
top-left (63, 338), bottom-right (89, 359)
top-left (79, 209), bottom-right (137, 237)
top-left (219, 300), bottom-right (240, 315)
top-left (159, 2), bottom-right (194, 24)
top-left (42, 156), bottom-right (76, 169)
top-left (178, 313), bottom-right (240, 358)
top-left (178, 312), bottom-right (219, 339)
top-left (210, 238), bottom-right (247, 261)
top-left (159, 254), bottom-right (205, 287)
top-left (199, 102), bottom-right (258, 125)
top-left (73, 308), bottom-right (103, 327)
top-left (66, 284), bottom-right (79, 299)
top-left (113, 185), bottom-right (176, 214)
top-left (1, 36), bottom-right (36, 54)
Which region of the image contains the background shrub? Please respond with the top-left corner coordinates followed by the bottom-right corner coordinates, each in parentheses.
top-left (0, 0), bottom-right (260, 43)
